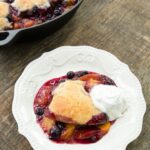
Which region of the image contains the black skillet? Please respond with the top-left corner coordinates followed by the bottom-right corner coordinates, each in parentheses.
top-left (0, 0), bottom-right (83, 46)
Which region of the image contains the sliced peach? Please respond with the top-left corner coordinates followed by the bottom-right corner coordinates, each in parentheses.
top-left (14, 23), bottom-right (22, 29)
top-left (80, 74), bottom-right (115, 85)
top-left (99, 122), bottom-right (111, 133)
top-left (61, 124), bottom-right (75, 140)
top-left (80, 74), bottom-right (101, 91)
top-left (85, 79), bottom-right (100, 90)
top-left (23, 19), bottom-right (35, 28)
top-left (40, 117), bottom-right (55, 132)
top-left (80, 74), bottom-right (100, 82)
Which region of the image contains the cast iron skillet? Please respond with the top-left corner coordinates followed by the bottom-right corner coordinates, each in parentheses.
top-left (0, 0), bottom-right (83, 46)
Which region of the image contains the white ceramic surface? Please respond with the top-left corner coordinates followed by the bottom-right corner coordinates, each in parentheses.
top-left (12, 46), bottom-right (146, 150)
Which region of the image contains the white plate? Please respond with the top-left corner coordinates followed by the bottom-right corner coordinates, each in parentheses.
top-left (12, 46), bottom-right (146, 150)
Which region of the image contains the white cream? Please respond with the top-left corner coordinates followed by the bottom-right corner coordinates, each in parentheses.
top-left (90, 84), bottom-right (127, 121)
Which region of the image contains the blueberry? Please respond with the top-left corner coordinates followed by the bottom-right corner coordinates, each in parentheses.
top-left (49, 126), bottom-right (61, 140)
top-left (77, 71), bottom-right (88, 77)
top-left (32, 6), bottom-right (39, 17)
top-left (35, 107), bottom-right (44, 116)
top-left (32, 6), bottom-right (38, 13)
top-left (56, 122), bottom-right (65, 130)
top-left (67, 71), bottom-right (75, 79)
top-left (54, 7), bottom-right (62, 16)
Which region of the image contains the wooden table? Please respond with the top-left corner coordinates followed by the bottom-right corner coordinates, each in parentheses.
top-left (0, 0), bottom-right (150, 149)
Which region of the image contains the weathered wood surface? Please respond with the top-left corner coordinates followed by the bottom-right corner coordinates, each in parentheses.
top-left (0, 0), bottom-right (150, 149)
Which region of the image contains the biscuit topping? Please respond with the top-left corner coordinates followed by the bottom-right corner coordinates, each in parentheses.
top-left (11, 0), bottom-right (50, 12)
top-left (49, 80), bottom-right (101, 125)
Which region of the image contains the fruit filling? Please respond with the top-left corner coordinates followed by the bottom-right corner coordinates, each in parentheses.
top-left (34, 71), bottom-right (116, 144)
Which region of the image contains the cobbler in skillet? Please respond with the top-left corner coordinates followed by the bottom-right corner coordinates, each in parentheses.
top-left (0, 0), bottom-right (78, 31)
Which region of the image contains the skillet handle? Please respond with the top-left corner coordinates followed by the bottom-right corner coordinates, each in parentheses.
top-left (0, 31), bottom-right (19, 46)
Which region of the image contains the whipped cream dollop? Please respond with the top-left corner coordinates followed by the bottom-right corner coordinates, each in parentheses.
top-left (90, 84), bottom-right (127, 121)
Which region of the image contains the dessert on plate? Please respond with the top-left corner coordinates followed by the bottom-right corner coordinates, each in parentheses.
top-left (13, 46), bottom-right (146, 149)
top-left (0, 0), bottom-right (78, 31)
top-left (34, 70), bottom-right (127, 144)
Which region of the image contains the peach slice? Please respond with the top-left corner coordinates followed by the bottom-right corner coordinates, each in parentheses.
top-left (99, 122), bottom-right (111, 133)
top-left (40, 117), bottom-right (55, 132)
top-left (80, 74), bottom-right (101, 91)
top-left (85, 79), bottom-right (100, 91)
top-left (61, 124), bottom-right (75, 141)
top-left (80, 74), bottom-right (100, 82)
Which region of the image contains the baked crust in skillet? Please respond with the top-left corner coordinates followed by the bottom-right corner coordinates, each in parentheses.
top-left (0, 2), bottom-right (9, 17)
top-left (11, 0), bottom-right (50, 12)
top-left (0, 18), bottom-right (12, 30)
top-left (0, 2), bottom-right (11, 30)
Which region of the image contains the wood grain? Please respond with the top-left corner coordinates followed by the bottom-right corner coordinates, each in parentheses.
top-left (0, 0), bottom-right (150, 149)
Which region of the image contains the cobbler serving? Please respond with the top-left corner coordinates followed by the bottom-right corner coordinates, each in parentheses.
top-left (0, 0), bottom-right (78, 31)
top-left (33, 71), bottom-right (124, 144)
